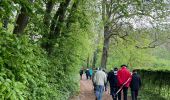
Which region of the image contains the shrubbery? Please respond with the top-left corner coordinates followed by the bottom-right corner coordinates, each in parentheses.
top-left (0, 28), bottom-right (83, 100)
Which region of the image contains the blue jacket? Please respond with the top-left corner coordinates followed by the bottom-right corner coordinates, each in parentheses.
top-left (89, 69), bottom-right (93, 76)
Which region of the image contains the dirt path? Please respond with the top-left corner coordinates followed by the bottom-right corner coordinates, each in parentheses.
top-left (70, 74), bottom-right (131, 100)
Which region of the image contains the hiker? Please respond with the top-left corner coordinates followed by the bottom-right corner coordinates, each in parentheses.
top-left (117, 65), bottom-right (132, 100)
top-left (107, 67), bottom-right (118, 100)
top-left (85, 68), bottom-right (90, 80)
top-left (93, 68), bottom-right (107, 100)
top-left (79, 69), bottom-right (83, 80)
top-left (92, 68), bottom-right (99, 94)
top-left (130, 69), bottom-right (141, 100)
top-left (102, 69), bottom-right (108, 91)
top-left (89, 68), bottom-right (93, 79)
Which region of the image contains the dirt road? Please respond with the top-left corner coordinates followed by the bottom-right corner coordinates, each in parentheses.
top-left (70, 74), bottom-right (131, 100)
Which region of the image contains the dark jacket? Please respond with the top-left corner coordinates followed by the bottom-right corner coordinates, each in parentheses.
top-left (85, 69), bottom-right (90, 76)
top-left (79, 70), bottom-right (83, 75)
top-left (107, 71), bottom-right (118, 87)
top-left (130, 73), bottom-right (141, 91)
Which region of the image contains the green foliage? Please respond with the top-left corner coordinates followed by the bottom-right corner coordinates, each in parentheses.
top-left (138, 70), bottom-right (170, 100)
top-left (0, 29), bottom-right (62, 99)
top-left (1, 0), bottom-right (169, 99)
top-left (0, 0), bottom-right (99, 99)
top-left (105, 27), bottom-right (170, 71)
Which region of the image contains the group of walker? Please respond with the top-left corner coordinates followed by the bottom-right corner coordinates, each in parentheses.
top-left (81, 64), bottom-right (141, 100)
top-left (79, 68), bottom-right (93, 80)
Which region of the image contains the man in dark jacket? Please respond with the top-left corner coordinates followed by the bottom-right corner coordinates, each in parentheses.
top-left (130, 69), bottom-right (141, 100)
top-left (107, 68), bottom-right (118, 100)
top-left (85, 68), bottom-right (90, 80)
top-left (79, 69), bottom-right (83, 80)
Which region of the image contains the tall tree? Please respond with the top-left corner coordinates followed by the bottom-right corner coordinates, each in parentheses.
top-left (13, 0), bottom-right (34, 35)
top-left (45, 0), bottom-right (82, 54)
top-left (100, 0), bottom-right (169, 68)
top-left (66, 0), bottom-right (80, 28)
top-left (92, 49), bottom-right (98, 68)
top-left (2, 19), bottom-right (8, 29)
top-left (42, 0), bottom-right (55, 52)
top-left (44, 0), bottom-right (71, 54)
top-left (49, 0), bottom-right (71, 38)
top-left (43, 0), bottom-right (55, 28)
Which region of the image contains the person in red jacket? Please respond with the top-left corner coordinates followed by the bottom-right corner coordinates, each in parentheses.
top-left (117, 65), bottom-right (132, 100)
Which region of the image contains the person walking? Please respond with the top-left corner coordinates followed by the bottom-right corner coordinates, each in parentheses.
top-left (107, 68), bottom-right (119, 100)
top-left (93, 68), bottom-right (107, 100)
top-left (89, 68), bottom-right (93, 79)
top-left (102, 69), bottom-right (108, 91)
top-left (79, 69), bottom-right (83, 80)
top-left (92, 68), bottom-right (99, 94)
top-left (130, 69), bottom-right (141, 100)
top-left (85, 68), bottom-right (90, 80)
top-left (117, 65), bottom-right (132, 100)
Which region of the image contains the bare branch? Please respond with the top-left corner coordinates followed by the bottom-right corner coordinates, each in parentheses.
top-left (118, 31), bottom-right (129, 41)
top-left (135, 40), bottom-right (166, 49)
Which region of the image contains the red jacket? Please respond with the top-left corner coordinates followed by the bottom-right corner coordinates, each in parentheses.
top-left (117, 67), bottom-right (132, 87)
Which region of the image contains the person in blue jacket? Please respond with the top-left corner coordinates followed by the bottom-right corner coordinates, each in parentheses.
top-left (89, 68), bottom-right (93, 79)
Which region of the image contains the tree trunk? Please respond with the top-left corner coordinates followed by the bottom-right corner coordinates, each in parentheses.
top-left (13, 0), bottom-right (33, 35)
top-left (92, 49), bottom-right (98, 68)
top-left (44, 0), bottom-right (54, 27)
top-left (49, 0), bottom-right (71, 38)
top-left (42, 0), bottom-right (54, 52)
top-left (87, 55), bottom-right (90, 68)
top-left (101, 26), bottom-right (110, 69)
top-left (53, 0), bottom-right (71, 36)
top-left (13, 7), bottom-right (29, 34)
top-left (3, 18), bottom-right (8, 29)
top-left (46, 0), bottom-right (71, 55)
top-left (66, 0), bottom-right (80, 28)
